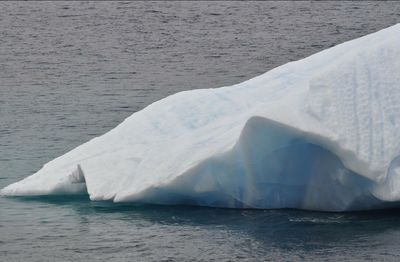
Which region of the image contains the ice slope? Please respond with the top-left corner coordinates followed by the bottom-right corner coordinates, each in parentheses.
top-left (2, 24), bottom-right (400, 211)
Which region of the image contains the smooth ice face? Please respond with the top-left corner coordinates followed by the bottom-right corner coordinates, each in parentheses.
top-left (2, 24), bottom-right (400, 211)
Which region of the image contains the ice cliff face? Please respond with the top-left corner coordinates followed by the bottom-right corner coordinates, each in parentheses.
top-left (2, 24), bottom-right (400, 211)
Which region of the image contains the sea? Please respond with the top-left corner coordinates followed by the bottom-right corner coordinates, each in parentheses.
top-left (1, 1), bottom-right (400, 261)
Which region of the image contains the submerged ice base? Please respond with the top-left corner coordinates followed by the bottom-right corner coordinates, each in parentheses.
top-left (2, 24), bottom-right (400, 211)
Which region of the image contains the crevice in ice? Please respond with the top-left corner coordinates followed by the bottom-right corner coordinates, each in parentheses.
top-left (372, 156), bottom-right (400, 201)
top-left (68, 164), bottom-right (86, 184)
top-left (52, 164), bottom-right (88, 195)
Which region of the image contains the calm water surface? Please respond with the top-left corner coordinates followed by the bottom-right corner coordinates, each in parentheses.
top-left (1, 1), bottom-right (400, 261)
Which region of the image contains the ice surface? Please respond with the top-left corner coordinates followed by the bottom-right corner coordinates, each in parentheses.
top-left (2, 24), bottom-right (400, 211)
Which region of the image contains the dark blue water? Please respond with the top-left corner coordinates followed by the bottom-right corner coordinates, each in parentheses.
top-left (1, 1), bottom-right (400, 261)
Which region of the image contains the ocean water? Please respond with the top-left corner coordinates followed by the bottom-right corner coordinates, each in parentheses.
top-left (1, 1), bottom-right (400, 261)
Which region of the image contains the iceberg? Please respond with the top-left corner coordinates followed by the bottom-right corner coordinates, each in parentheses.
top-left (2, 24), bottom-right (400, 211)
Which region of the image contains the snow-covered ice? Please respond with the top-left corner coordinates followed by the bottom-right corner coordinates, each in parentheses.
top-left (2, 24), bottom-right (400, 211)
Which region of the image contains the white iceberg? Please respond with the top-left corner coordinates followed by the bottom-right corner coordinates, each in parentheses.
top-left (2, 24), bottom-right (400, 211)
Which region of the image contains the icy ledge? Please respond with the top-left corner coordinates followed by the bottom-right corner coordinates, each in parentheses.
top-left (2, 24), bottom-right (400, 211)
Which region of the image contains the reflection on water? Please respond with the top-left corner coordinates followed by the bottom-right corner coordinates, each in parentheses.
top-left (3, 195), bottom-right (400, 261)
